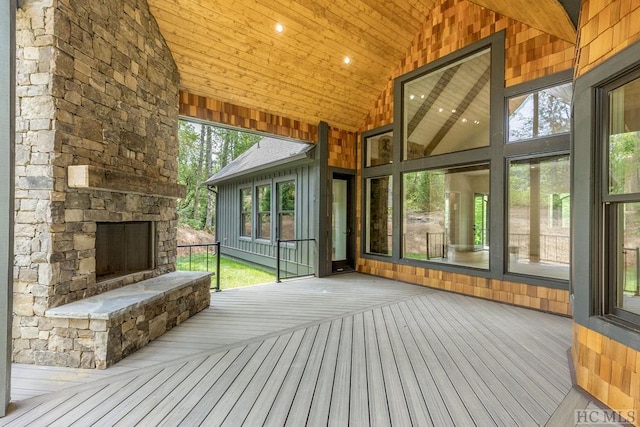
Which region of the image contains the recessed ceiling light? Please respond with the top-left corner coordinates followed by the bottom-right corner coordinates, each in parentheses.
top-left (451, 109), bottom-right (457, 113)
top-left (474, 120), bottom-right (480, 125)
top-left (344, 56), bottom-right (351, 64)
top-left (420, 95), bottom-right (425, 99)
top-left (275, 23), bottom-right (284, 33)
top-left (462, 118), bottom-right (467, 123)
top-left (438, 108), bottom-right (443, 112)
top-left (409, 95), bottom-right (415, 100)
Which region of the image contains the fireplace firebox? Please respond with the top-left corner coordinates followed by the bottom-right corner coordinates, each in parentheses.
top-left (96, 221), bottom-right (155, 281)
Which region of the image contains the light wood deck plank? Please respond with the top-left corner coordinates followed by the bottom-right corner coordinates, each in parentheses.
top-left (284, 321), bottom-right (331, 426)
top-left (304, 319), bottom-right (342, 427)
top-left (415, 296), bottom-right (526, 426)
top-left (114, 352), bottom-right (227, 426)
top-left (241, 329), bottom-right (306, 426)
top-left (328, 315), bottom-right (353, 426)
top-left (372, 307), bottom-right (412, 426)
top-left (202, 336), bottom-right (280, 426)
top-left (349, 312), bottom-right (369, 427)
top-left (381, 305), bottom-right (432, 426)
top-left (0, 274), bottom-right (578, 427)
top-left (363, 310), bottom-right (390, 427)
top-left (388, 303), bottom-right (455, 426)
top-left (402, 298), bottom-right (497, 426)
top-left (164, 343), bottom-right (262, 426)
top-left (394, 301), bottom-right (474, 426)
top-left (263, 325), bottom-right (319, 426)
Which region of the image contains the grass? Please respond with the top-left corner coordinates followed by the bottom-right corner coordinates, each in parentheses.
top-left (176, 253), bottom-right (275, 290)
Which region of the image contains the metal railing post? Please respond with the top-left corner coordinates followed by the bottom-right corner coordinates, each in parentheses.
top-left (625, 248), bottom-right (640, 295)
top-left (276, 239), bottom-right (281, 283)
top-left (215, 241), bottom-right (221, 292)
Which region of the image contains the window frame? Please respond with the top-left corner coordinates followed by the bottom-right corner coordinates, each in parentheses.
top-left (276, 178), bottom-right (296, 241)
top-left (506, 81), bottom-right (572, 144)
top-left (598, 70), bottom-right (640, 326)
top-left (239, 186), bottom-right (253, 239)
top-left (255, 181), bottom-right (272, 242)
top-left (501, 71), bottom-right (572, 286)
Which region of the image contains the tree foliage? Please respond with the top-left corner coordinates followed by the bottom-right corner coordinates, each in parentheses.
top-left (177, 120), bottom-right (261, 231)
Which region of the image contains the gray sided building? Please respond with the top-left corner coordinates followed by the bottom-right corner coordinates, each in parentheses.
top-left (205, 137), bottom-right (318, 276)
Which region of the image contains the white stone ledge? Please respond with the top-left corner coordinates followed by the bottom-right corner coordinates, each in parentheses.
top-left (45, 271), bottom-right (212, 320)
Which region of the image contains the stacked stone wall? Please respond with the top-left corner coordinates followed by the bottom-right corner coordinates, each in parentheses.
top-left (14, 0), bottom-right (181, 366)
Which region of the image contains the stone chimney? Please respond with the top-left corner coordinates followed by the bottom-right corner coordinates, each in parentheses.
top-left (13, 0), bottom-right (182, 367)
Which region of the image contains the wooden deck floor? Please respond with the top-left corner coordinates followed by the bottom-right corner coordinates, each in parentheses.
top-left (3, 273), bottom-right (578, 425)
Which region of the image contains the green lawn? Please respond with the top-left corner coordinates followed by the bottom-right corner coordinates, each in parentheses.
top-left (176, 254), bottom-right (275, 290)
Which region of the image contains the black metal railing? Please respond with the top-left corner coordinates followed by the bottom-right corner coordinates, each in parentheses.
top-left (508, 233), bottom-right (570, 264)
top-left (176, 242), bottom-right (221, 291)
top-left (623, 247), bottom-right (640, 296)
top-left (276, 238), bottom-right (316, 283)
top-left (426, 232), bottom-right (446, 259)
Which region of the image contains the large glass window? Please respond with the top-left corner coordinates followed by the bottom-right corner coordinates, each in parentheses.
top-left (603, 73), bottom-right (640, 320)
top-left (403, 164), bottom-right (490, 269)
top-left (256, 184), bottom-right (271, 240)
top-left (277, 181), bottom-right (295, 240)
top-left (365, 131), bottom-right (393, 167)
top-left (240, 188), bottom-right (252, 237)
top-left (365, 176), bottom-right (392, 256)
top-left (403, 49), bottom-right (490, 160)
top-left (507, 83), bottom-right (572, 142)
top-left (507, 156), bottom-right (570, 280)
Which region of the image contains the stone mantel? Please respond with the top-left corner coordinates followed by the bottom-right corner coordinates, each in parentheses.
top-left (68, 165), bottom-right (186, 199)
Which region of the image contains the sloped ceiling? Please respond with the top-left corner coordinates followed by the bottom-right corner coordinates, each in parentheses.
top-left (147, 0), bottom-right (576, 131)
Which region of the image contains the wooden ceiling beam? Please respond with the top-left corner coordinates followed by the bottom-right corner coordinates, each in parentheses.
top-left (424, 66), bottom-right (491, 156)
top-left (407, 65), bottom-right (461, 137)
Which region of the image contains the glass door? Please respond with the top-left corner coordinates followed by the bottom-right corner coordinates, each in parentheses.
top-left (331, 177), bottom-right (353, 271)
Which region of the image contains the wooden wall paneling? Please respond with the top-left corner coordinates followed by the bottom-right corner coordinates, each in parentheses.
top-left (179, 92), bottom-right (319, 143)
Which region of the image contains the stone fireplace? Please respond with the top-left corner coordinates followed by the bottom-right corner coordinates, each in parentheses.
top-left (95, 221), bottom-right (155, 282)
top-left (12, 0), bottom-right (198, 368)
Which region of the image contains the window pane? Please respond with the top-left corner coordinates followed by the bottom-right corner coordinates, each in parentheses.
top-left (508, 82), bottom-right (572, 142)
top-left (403, 164), bottom-right (489, 269)
top-left (257, 185), bottom-right (271, 239)
top-left (613, 203), bottom-right (640, 316)
top-left (507, 156), bottom-right (570, 280)
top-left (608, 78), bottom-right (640, 195)
top-left (277, 181), bottom-right (295, 240)
top-left (279, 213), bottom-right (295, 240)
top-left (240, 188), bottom-right (252, 237)
top-left (278, 181), bottom-right (295, 211)
top-left (365, 131), bottom-right (392, 167)
top-left (365, 176), bottom-right (392, 255)
top-left (403, 49), bottom-right (490, 160)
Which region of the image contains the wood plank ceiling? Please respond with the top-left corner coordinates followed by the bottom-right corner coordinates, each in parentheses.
top-left (148, 0), bottom-right (576, 131)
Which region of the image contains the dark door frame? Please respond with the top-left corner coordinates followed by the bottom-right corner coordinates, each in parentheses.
top-left (330, 169), bottom-right (356, 273)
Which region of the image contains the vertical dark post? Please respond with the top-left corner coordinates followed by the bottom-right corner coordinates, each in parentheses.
top-left (276, 239), bottom-right (281, 283)
top-left (426, 232), bottom-right (430, 259)
top-left (316, 121), bottom-right (330, 277)
top-left (215, 242), bottom-right (221, 292)
top-left (189, 247), bottom-right (193, 271)
top-left (0, 0), bottom-right (15, 414)
top-left (625, 248), bottom-right (640, 295)
top-left (206, 244), bottom-right (209, 272)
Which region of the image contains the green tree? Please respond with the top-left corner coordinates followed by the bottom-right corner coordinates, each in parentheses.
top-left (177, 120), bottom-right (262, 230)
